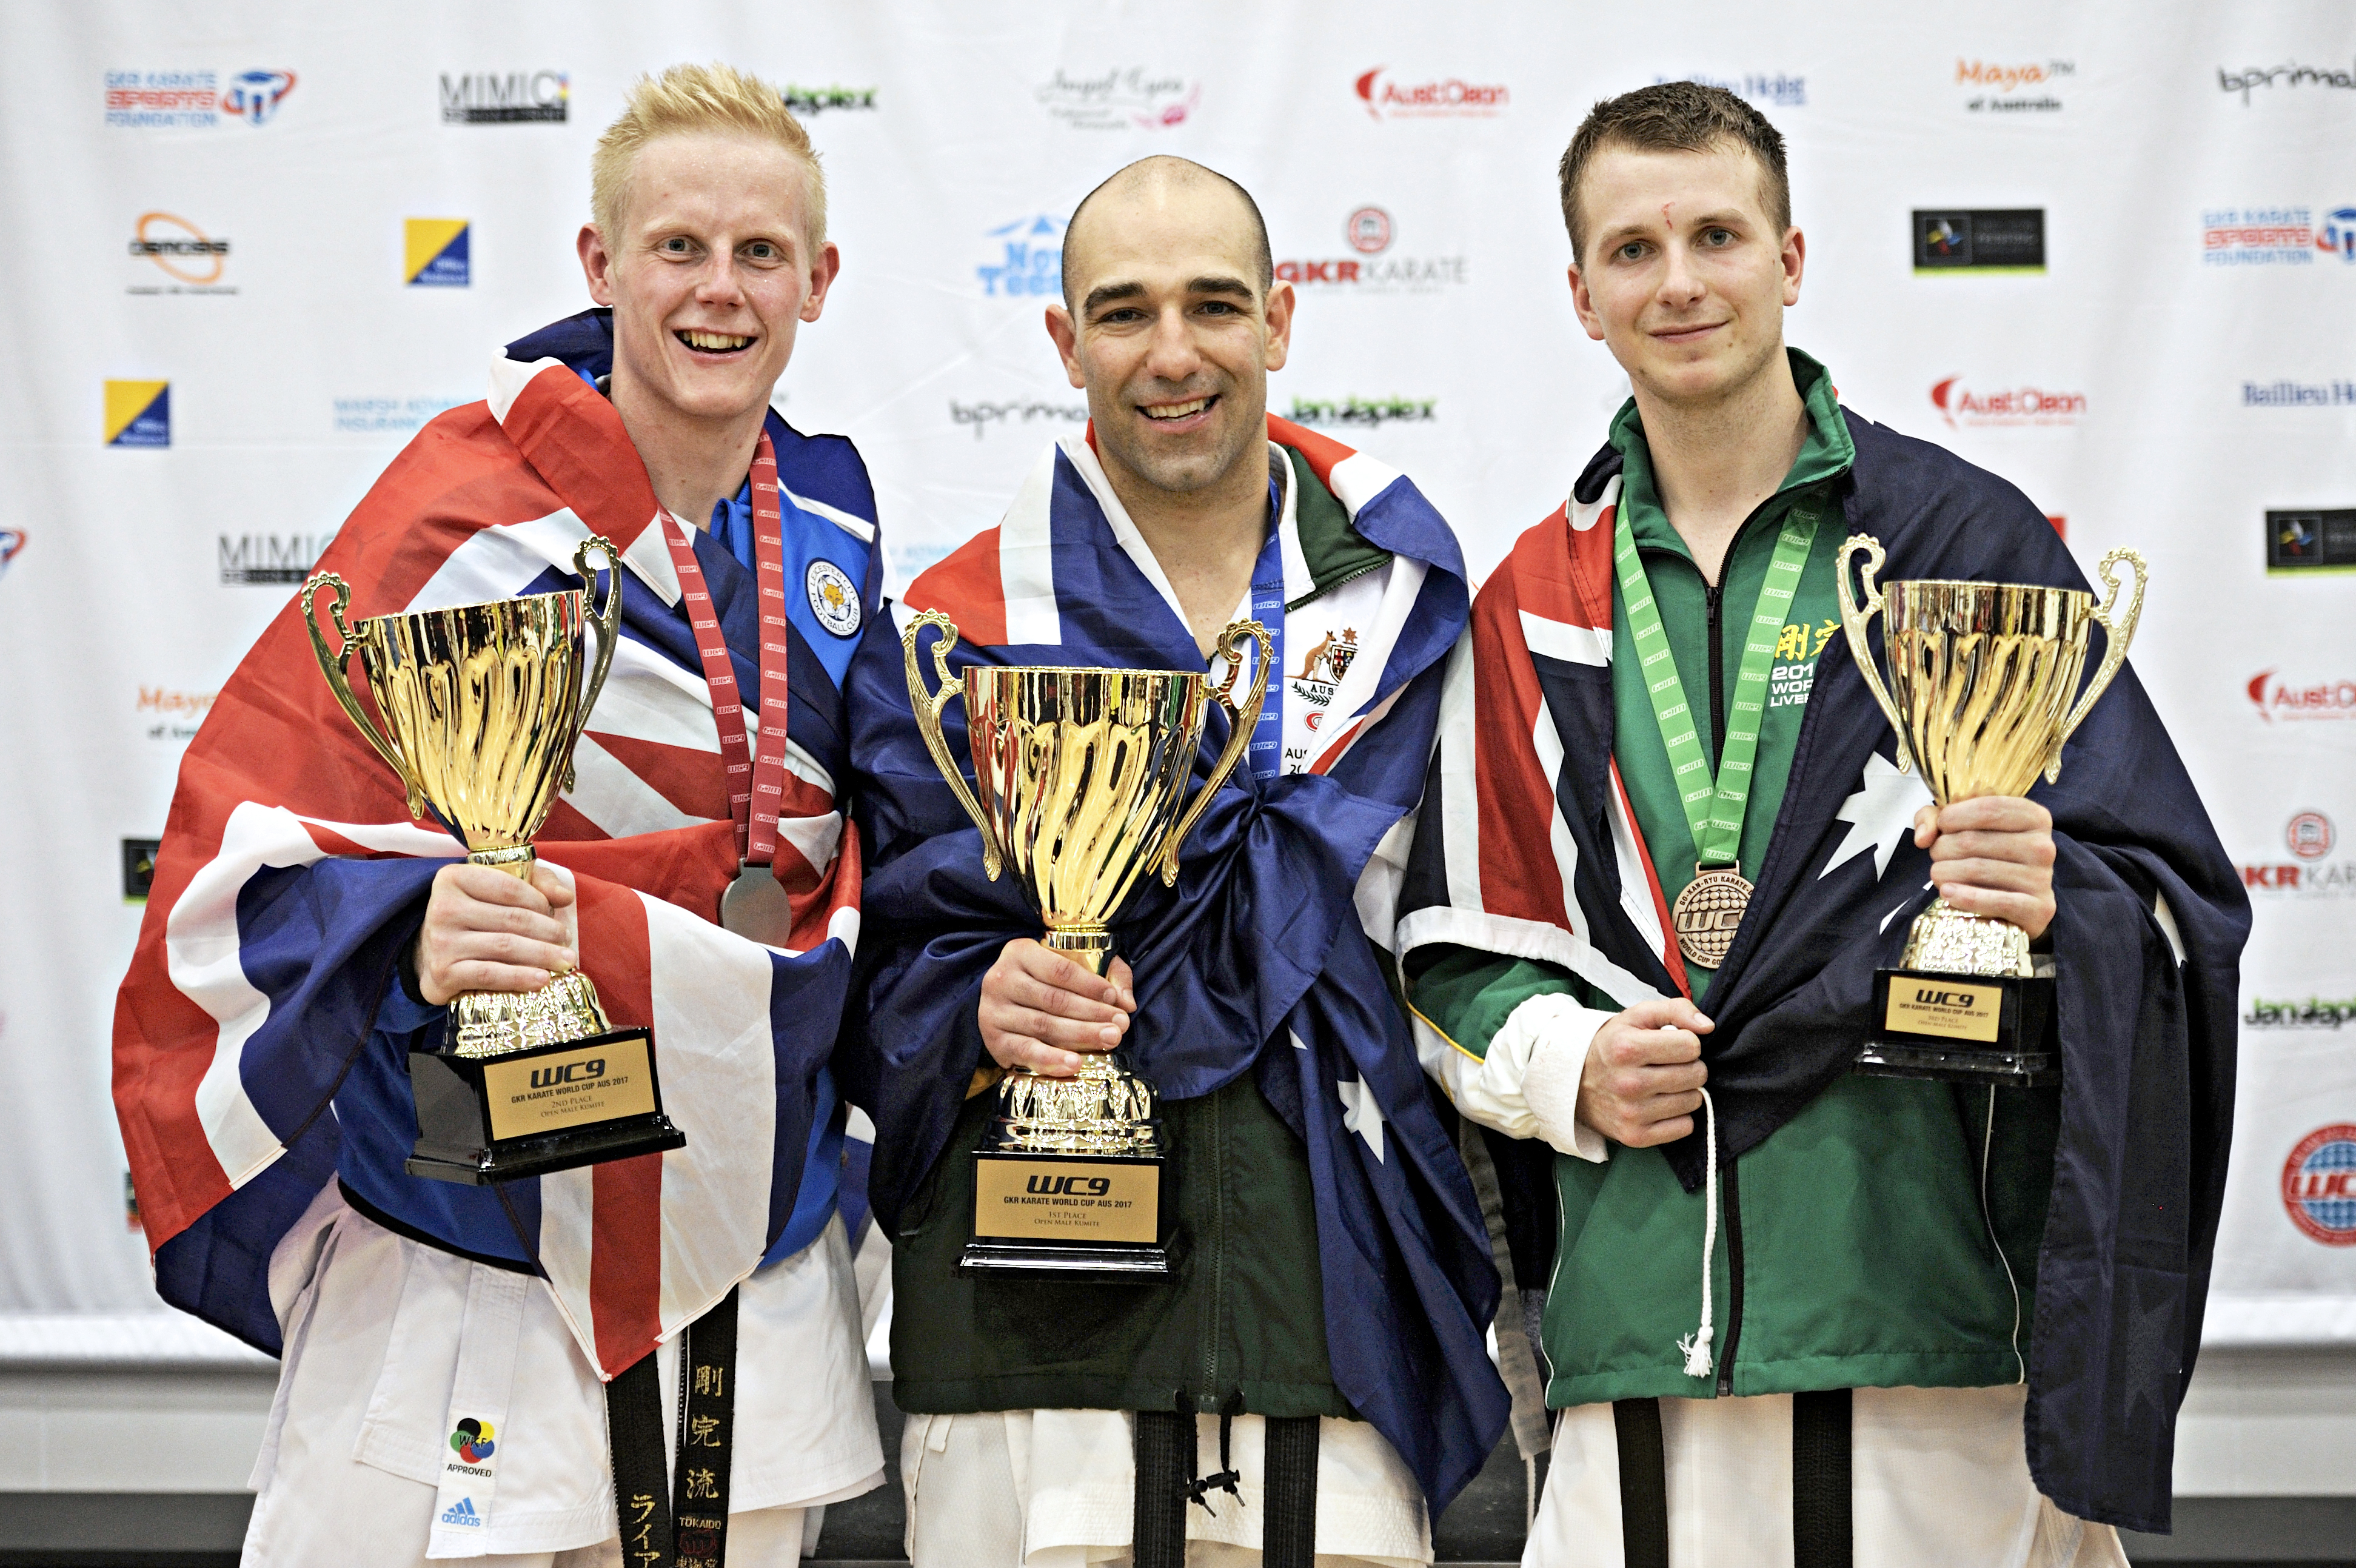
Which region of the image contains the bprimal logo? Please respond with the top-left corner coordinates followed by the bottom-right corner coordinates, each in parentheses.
top-left (1930, 377), bottom-right (2086, 429)
top-left (2282, 1125), bottom-right (2356, 1245)
top-left (1354, 67), bottom-right (1508, 120)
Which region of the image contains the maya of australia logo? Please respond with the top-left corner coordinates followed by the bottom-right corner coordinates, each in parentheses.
top-left (1913, 209), bottom-right (2046, 273)
top-left (106, 69), bottom-right (295, 129)
top-left (440, 71), bottom-right (568, 123)
top-left (1930, 376), bottom-right (2084, 429)
top-left (1354, 66), bottom-right (1509, 119)
top-left (976, 215), bottom-right (1063, 299)
top-left (2266, 508), bottom-right (2356, 575)
top-left (1036, 67), bottom-right (1197, 130)
top-left (127, 212), bottom-right (233, 295)
top-left (1956, 58), bottom-right (2073, 113)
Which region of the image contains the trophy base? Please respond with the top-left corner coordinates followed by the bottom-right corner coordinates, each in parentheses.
top-left (406, 1027), bottom-right (688, 1185)
top-left (1851, 968), bottom-right (2059, 1088)
top-left (959, 1148), bottom-right (1170, 1281)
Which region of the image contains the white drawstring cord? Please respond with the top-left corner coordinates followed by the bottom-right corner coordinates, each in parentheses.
top-left (1678, 1088), bottom-right (1719, 1378)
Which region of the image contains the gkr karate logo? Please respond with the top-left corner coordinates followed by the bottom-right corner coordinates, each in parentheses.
top-left (2282, 1125), bottom-right (2356, 1245)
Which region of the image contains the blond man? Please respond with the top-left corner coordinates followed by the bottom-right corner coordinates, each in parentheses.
top-left (116, 64), bottom-right (885, 1565)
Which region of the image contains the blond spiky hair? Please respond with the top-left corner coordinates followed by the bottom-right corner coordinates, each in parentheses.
top-left (590, 62), bottom-right (826, 253)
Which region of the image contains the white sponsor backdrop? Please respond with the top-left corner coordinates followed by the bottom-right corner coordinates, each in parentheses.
top-left (1, 1), bottom-right (2351, 1354)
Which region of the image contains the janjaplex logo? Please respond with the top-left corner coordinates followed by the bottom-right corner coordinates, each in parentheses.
top-left (1655, 72), bottom-right (1805, 109)
top-left (976, 215), bottom-right (1063, 299)
top-left (105, 69), bottom-right (296, 129)
top-left (1275, 206), bottom-right (1468, 293)
top-left (219, 534), bottom-right (331, 585)
top-left (104, 381), bottom-right (170, 447)
top-left (1286, 397), bottom-right (1437, 430)
top-left (1035, 67), bottom-right (1197, 130)
top-left (2246, 994), bottom-right (2356, 1030)
top-left (2266, 508), bottom-right (2356, 575)
top-left (781, 84), bottom-right (879, 116)
top-left (1930, 376), bottom-right (2084, 429)
top-left (1956, 57), bottom-right (2074, 113)
top-left (2203, 206), bottom-right (2356, 265)
top-left (127, 212), bottom-right (233, 295)
top-left (1353, 66), bottom-right (1509, 120)
top-left (2220, 59), bottom-right (2356, 106)
top-left (1913, 209), bottom-right (2046, 273)
top-left (2247, 668), bottom-right (2356, 722)
top-left (440, 71), bottom-right (568, 124)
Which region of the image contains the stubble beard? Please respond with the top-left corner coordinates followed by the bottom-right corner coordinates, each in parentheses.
top-left (1094, 379), bottom-right (1265, 501)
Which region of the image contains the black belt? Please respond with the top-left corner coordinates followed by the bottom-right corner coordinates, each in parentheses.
top-left (1613, 1391), bottom-right (1852, 1567)
top-left (1134, 1405), bottom-right (1319, 1568)
top-left (607, 1287), bottom-right (741, 1568)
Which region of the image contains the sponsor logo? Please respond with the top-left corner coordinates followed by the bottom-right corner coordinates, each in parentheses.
top-left (1285, 396), bottom-right (1436, 430)
top-left (2267, 508), bottom-right (2356, 574)
top-left (1655, 72), bottom-right (1805, 108)
top-left (1276, 206), bottom-right (1468, 293)
top-left (104, 381), bottom-right (170, 448)
top-left (406, 219), bottom-right (470, 287)
top-left (1769, 618), bottom-right (1841, 709)
top-left (0, 528), bottom-right (23, 581)
top-left (976, 215), bottom-right (1062, 299)
top-left (1034, 67), bottom-right (1197, 130)
top-left (333, 396), bottom-right (470, 435)
top-left (948, 398), bottom-right (1087, 439)
top-left (2202, 206), bottom-right (2356, 266)
top-left (2220, 59), bottom-right (2356, 106)
top-left (440, 1496), bottom-right (483, 1527)
top-left (781, 83), bottom-right (879, 116)
top-left (2246, 994), bottom-right (2356, 1030)
top-left (440, 70), bottom-right (567, 124)
top-left (1354, 66), bottom-right (1509, 119)
top-left (2244, 378), bottom-right (2356, 407)
top-left (1025, 1174), bottom-right (1113, 1196)
top-left (1913, 209), bottom-right (2046, 273)
top-left (2291, 812), bottom-right (2337, 860)
top-left (2247, 668), bottom-right (2356, 721)
top-left (2242, 858), bottom-right (2356, 897)
top-left (122, 838), bottom-right (161, 902)
top-left (449, 1418), bottom-right (496, 1464)
top-left (2282, 1125), bottom-right (2356, 1245)
top-left (1930, 376), bottom-right (2085, 429)
top-left (1956, 57), bottom-right (2074, 113)
top-left (106, 69), bottom-right (295, 129)
top-left (127, 212), bottom-right (233, 293)
top-left (528, 1060), bottom-right (604, 1088)
top-left (806, 560), bottom-right (862, 637)
top-left (138, 685), bottom-right (216, 742)
top-left (219, 533), bottom-right (331, 586)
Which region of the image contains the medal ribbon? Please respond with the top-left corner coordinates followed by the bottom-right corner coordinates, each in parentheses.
top-left (1612, 502), bottom-right (1819, 869)
top-left (1245, 523), bottom-right (1287, 780)
top-left (655, 431), bottom-right (792, 867)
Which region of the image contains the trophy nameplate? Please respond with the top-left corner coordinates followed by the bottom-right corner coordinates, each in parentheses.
top-left (304, 539), bottom-right (687, 1184)
top-left (905, 610), bottom-right (1271, 1279)
top-left (1838, 538), bottom-right (2146, 1088)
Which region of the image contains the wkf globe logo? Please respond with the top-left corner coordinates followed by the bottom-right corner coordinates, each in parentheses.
top-left (2282, 1124), bottom-right (2356, 1245)
top-left (449, 1417), bottom-right (496, 1463)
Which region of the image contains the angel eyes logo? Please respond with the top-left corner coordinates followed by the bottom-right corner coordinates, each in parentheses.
top-left (449, 1418), bottom-right (496, 1464)
top-left (2283, 1125), bottom-right (2356, 1245)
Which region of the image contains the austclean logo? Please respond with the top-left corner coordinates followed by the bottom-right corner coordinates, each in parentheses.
top-left (440, 71), bottom-right (568, 124)
top-left (2247, 668), bottom-right (2356, 722)
top-left (1353, 67), bottom-right (1509, 120)
top-left (1956, 57), bottom-right (2074, 113)
top-left (1930, 376), bottom-right (2085, 429)
top-left (105, 69), bottom-right (296, 129)
top-left (127, 212), bottom-right (233, 294)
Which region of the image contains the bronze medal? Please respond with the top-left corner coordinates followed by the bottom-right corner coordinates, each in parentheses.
top-left (1670, 865), bottom-right (1752, 970)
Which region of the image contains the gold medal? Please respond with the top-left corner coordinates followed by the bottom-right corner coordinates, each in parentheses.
top-left (1670, 864), bottom-right (1752, 970)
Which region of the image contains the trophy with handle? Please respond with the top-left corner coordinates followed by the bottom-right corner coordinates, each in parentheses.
top-left (301, 537), bottom-right (686, 1182)
top-left (903, 610), bottom-right (1273, 1277)
top-left (1837, 535), bottom-right (2147, 1086)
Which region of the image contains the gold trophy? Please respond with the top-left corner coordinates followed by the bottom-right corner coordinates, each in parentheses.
top-left (301, 538), bottom-right (686, 1183)
top-left (1837, 535), bottom-right (2147, 1085)
top-left (903, 611), bottom-right (1272, 1276)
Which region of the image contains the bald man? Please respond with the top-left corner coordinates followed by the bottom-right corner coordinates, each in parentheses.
top-left (841, 158), bottom-right (1508, 1568)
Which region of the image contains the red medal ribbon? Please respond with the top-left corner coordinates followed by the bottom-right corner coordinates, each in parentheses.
top-left (654, 429), bottom-right (792, 868)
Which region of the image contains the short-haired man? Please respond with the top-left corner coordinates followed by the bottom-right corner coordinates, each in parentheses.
top-left (843, 156), bottom-right (1507, 1567)
top-left (116, 64), bottom-right (885, 1564)
top-left (1396, 84), bottom-right (2246, 1563)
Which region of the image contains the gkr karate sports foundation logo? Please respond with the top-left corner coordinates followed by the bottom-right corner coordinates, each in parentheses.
top-left (105, 69), bottom-right (295, 129)
top-left (2282, 1125), bottom-right (2356, 1245)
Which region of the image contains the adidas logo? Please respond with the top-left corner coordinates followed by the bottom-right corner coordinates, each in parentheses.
top-left (439, 1497), bottom-right (481, 1527)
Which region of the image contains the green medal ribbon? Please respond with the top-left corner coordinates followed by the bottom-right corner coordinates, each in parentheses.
top-left (1612, 501), bottom-right (1819, 872)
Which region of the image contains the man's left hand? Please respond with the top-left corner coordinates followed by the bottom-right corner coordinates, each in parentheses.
top-left (1913, 797), bottom-right (2056, 940)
